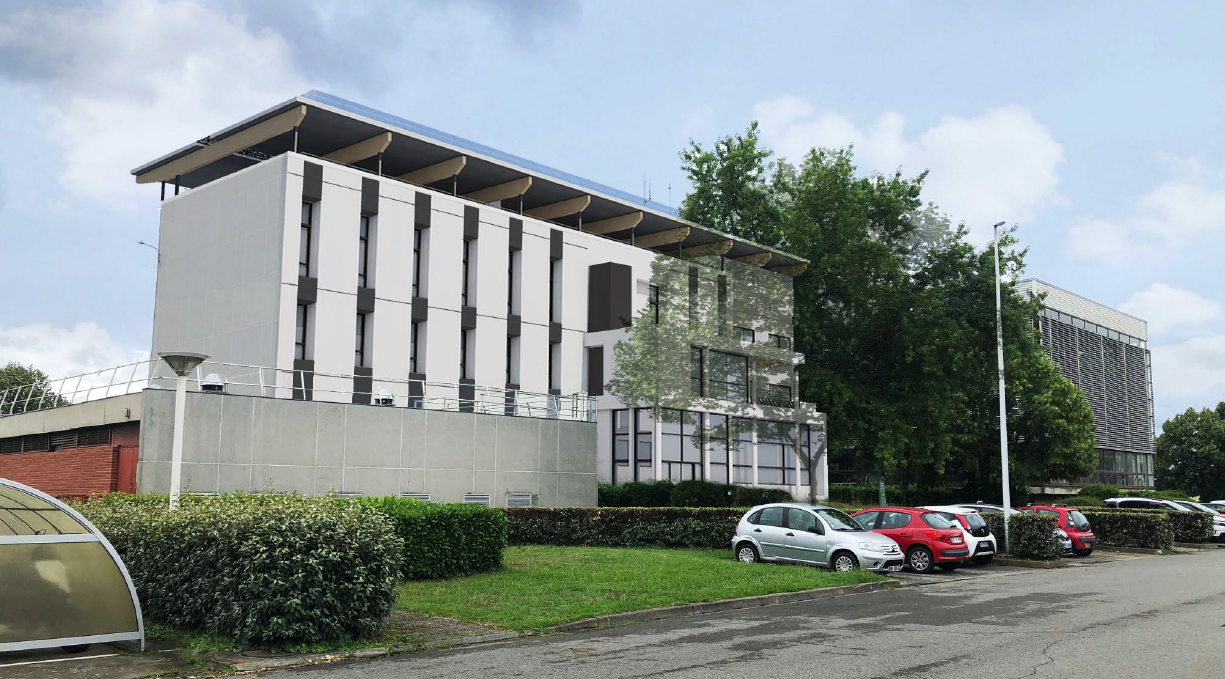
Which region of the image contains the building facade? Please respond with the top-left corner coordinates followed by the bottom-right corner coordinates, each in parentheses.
top-left (0, 91), bottom-right (828, 504)
top-left (1018, 279), bottom-right (1155, 487)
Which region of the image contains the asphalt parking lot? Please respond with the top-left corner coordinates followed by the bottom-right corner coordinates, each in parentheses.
top-left (263, 549), bottom-right (1225, 679)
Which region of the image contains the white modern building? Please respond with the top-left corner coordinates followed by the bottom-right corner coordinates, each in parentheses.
top-left (1018, 279), bottom-right (1155, 488)
top-left (0, 91), bottom-right (827, 505)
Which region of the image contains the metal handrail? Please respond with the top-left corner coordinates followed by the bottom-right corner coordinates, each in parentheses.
top-left (0, 360), bottom-right (596, 423)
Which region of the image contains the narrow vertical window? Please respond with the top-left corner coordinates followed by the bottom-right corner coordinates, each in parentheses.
top-left (461, 239), bottom-right (471, 307)
top-left (548, 343), bottom-right (556, 391)
top-left (648, 285), bottom-right (660, 324)
top-left (505, 337), bottom-right (513, 384)
top-left (690, 347), bottom-right (704, 396)
top-left (412, 228), bottom-right (422, 298)
top-left (299, 202), bottom-right (313, 277)
top-left (358, 216), bottom-right (370, 288)
top-left (295, 304), bottom-right (309, 360)
top-left (410, 321), bottom-right (420, 373)
top-left (355, 313), bottom-right (367, 368)
top-left (460, 329), bottom-right (469, 379)
top-left (549, 260), bottom-right (559, 323)
top-left (507, 249), bottom-right (515, 314)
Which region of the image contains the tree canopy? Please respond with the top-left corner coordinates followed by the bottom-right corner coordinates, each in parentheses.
top-left (678, 125), bottom-right (1098, 491)
top-left (0, 362), bottom-right (68, 415)
top-left (1156, 405), bottom-right (1225, 500)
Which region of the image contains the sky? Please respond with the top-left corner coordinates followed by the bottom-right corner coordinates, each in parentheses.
top-left (0, 0), bottom-right (1222, 427)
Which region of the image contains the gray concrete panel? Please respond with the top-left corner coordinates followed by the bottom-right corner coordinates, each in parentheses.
top-left (495, 416), bottom-right (539, 472)
top-left (314, 466), bottom-right (343, 495)
top-left (473, 470), bottom-right (496, 501)
top-left (251, 464), bottom-right (314, 494)
top-left (398, 468), bottom-right (424, 494)
top-left (216, 463), bottom-right (252, 493)
top-left (342, 405), bottom-right (402, 468)
top-left (557, 472), bottom-right (597, 507)
top-left (137, 460), bottom-right (170, 494)
top-left (558, 421), bottom-right (596, 474)
top-left (423, 468), bottom-right (474, 503)
top-left (537, 473), bottom-right (558, 507)
top-left (251, 397), bottom-right (318, 466)
top-left (138, 391), bottom-right (175, 463)
top-left (424, 410), bottom-right (475, 470)
top-left (180, 462), bottom-right (219, 494)
top-left (218, 395), bottom-right (254, 464)
top-left (400, 409), bottom-right (427, 468)
top-left (495, 471), bottom-right (539, 501)
top-left (315, 402), bottom-right (347, 467)
top-left (474, 415), bottom-right (497, 470)
top-left (182, 393), bottom-right (223, 464)
top-left (344, 466), bottom-right (400, 497)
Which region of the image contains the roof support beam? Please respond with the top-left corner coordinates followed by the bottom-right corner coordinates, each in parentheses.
top-left (583, 212), bottom-right (643, 235)
top-left (463, 177), bottom-right (533, 204)
top-left (323, 132), bottom-right (392, 165)
top-left (633, 226), bottom-right (690, 249)
top-left (136, 105), bottom-right (307, 184)
top-left (680, 240), bottom-right (733, 259)
top-left (525, 195), bottom-right (591, 220)
top-left (769, 263), bottom-right (808, 276)
top-left (733, 252), bottom-right (773, 267)
top-left (398, 156), bottom-right (467, 185)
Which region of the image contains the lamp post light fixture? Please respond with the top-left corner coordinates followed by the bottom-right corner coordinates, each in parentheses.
top-left (991, 220), bottom-right (1011, 551)
top-left (157, 352), bottom-right (209, 510)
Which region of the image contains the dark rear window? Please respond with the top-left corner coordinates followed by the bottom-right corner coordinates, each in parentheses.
top-left (921, 512), bottom-right (956, 529)
top-left (962, 512), bottom-right (987, 530)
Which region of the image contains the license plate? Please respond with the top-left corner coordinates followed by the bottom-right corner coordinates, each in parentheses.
top-left (980, 545), bottom-right (993, 552)
top-left (887, 565), bottom-right (903, 572)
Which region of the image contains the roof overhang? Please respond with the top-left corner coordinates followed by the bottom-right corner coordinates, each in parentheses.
top-left (131, 91), bottom-right (809, 275)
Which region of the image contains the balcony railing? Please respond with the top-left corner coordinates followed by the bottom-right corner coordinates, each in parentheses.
top-left (0, 360), bottom-right (596, 423)
top-left (755, 383), bottom-right (795, 409)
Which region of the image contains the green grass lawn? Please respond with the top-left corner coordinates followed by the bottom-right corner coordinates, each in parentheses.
top-left (395, 546), bottom-right (886, 630)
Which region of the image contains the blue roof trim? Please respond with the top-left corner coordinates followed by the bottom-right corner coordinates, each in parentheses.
top-left (302, 90), bottom-right (680, 217)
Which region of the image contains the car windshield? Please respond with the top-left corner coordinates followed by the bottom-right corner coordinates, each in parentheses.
top-left (815, 508), bottom-right (863, 531)
top-left (1068, 510), bottom-right (1090, 531)
top-left (962, 512), bottom-right (987, 529)
top-left (921, 512), bottom-right (956, 529)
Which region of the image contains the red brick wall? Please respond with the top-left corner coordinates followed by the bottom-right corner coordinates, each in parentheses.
top-left (0, 446), bottom-right (119, 498)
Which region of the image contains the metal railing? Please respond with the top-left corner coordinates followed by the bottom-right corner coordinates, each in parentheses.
top-left (0, 360), bottom-right (596, 423)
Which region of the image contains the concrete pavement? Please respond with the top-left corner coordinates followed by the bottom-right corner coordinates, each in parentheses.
top-left (264, 549), bottom-right (1225, 679)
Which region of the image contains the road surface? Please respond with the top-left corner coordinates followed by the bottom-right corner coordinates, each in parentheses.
top-left (267, 549), bottom-right (1225, 678)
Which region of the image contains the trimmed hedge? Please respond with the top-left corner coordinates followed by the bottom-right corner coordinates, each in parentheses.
top-left (598, 481), bottom-right (792, 508)
top-left (358, 496), bottom-right (507, 580)
top-left (1080, 509), bottom-right (1174, 550)
top-left (828, 484), bottom-right (964, 507)
top-left (1087, 507), bottom-right (1210, 544)
top-left (76, 493), bottom-right (401, 645)
top-left (980, 512), bottom-right (1007, 552)
top-left (504, 507), bottom-right (742, 549)
top-left (1006, 513), bottom-right (1063, 560)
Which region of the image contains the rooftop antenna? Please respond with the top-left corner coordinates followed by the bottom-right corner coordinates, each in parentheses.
top-left (642, 176), bottom-right (652, 206)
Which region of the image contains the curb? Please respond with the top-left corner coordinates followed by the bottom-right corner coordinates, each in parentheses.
top-left (1173, 541), bottom-right (1223, 550)
top-left (992, 556), bottom-right (1068, 569)
top-left (226, 632), bottom-right (522, 674)
top-left (1099, 546), bottom-right (1167, 555)
top-left (536, 580), bottom-right (901, 634)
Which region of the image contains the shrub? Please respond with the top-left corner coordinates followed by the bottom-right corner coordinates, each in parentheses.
top-left (828, 484), bottom-right (963, 507)
top-left (1006, 513), bottom-right (1063, 560)
top-left (669, 480), bottom-right (733, 507)
top-left (1076, 484), bottom-right (1120, 501)
top-left (1124, 489), bottom-right (1192, 501)
top-left (730, 486), bottom-right (794, 506)
top-left (625, 481), bottom-right (675, 507)
top-left (598, 483), bottom-right (629, 507)
top-left (1167, 510), bottom-right (1214, 542)
top-left (77, 493), bottom-right (401, 646)
top-left (504, 507), bottom-right (742, 549)
top-left (980, 512), bottom-right (1007, 552)
top-left (358, 497), bottom-right (507, 580)
top-left (1080, 509), bottom-right (1174, 550)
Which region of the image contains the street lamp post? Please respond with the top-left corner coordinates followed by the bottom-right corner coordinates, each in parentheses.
top-left (157, 352), bottom-right (209, 509)
top-left (992, 221), bottom-right (1011, 551)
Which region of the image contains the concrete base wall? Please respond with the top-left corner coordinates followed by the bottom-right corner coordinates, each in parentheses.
top-left (136, 390), bottom-right (596, 507)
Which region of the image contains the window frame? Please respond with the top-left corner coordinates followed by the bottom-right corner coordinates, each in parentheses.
top-left (299, 201), bottom-right (313, 278)
top-left (354, 312), bottom-right (368, 368)
top-left (358, 215), bottom-right (371, 288)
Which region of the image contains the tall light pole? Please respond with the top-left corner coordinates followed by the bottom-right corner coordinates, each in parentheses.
top-left (992, 221), bottom-right (1011, 550)
top-left (158, 352), bottom-right (208, 509)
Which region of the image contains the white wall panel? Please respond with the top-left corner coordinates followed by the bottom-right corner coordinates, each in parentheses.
top-left (314, 169), bottom-right (361, 295)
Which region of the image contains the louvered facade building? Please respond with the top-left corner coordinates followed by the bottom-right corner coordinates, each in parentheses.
top-left (1018, 280), bottom-right (1155, 488)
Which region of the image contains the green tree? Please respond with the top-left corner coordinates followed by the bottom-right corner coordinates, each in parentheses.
top-left (0, 362), bottom-right (68, 415)
top-left (678, 126), bottom-right (1097, 490)
top-left (1156, 405), bottom-right (1225, 500)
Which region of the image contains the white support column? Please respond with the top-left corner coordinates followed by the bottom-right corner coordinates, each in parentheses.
top-left (751, 419), bottom-right (759, 486)
top-left (653, 413), bottom-right (663, 482)
top-left (792, 423), bottom-right (801, 499)
top-left (702, 411), bottom-right (712, 481)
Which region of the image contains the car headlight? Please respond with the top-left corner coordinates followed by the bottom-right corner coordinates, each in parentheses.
top-left (858, 542), bottom-right (884, 553)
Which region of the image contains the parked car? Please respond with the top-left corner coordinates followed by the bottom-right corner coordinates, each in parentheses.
top-left (732, 503), bottom-right (904, 572)
top-left (920, 505), bottom-right (998, 565)
top-left (1172, 501), bottom-right (1225, 541)
top-left (1019, 505), bottom-right (1096, 556)
top-left (955, 502), bottom-right (1020, 515)
top-left (1201, 501), bottom-right (1225, 513)
top-left (1101, 497), bottom-right (1192, 512)
top-left (851, 507), bottom-right (969, 573)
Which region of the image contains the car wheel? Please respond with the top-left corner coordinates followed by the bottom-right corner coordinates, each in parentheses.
top-left (61, 644), bottom-right (90, 653)
top-left (907, 546), bottom-right (935, 573)
top-left (735, 543), bottom-right (760, 564)
top-left (937, 563), bottom-right (959, 572)
top-left (1074, 548), bottom-right (1093, 557)
top-left (830, 552), bottom-right (859, 572)
top-left (971, 554), bottom-right (994, 566)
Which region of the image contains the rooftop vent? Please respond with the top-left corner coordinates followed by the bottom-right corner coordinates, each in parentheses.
top-left (376, 389), bottom-right (395, 406)
top-left (201, 373), bottom-right (225, 393)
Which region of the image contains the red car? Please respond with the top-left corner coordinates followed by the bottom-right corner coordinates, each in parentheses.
top-left (851, 507), bottom-right (969, 573)
top-left (1021, 505), bottom-right (1096, 556)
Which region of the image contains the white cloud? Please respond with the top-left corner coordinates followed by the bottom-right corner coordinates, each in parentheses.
top-left (1066, 166), bottom-right (1225, 263)
top-left (1119, 284), bottom-right (1221, 335)
top-left (0, 0), bottom-right (312, 209)
top-left (0, 322), bottom-right (139, 381)
top-left (751, 97), bottom-right (1065, 243)
top-left (1151, 335), bottom-right (1225, 403)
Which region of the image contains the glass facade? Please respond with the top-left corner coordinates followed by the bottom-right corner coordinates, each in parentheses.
top-left (660, 409), bottom-right (703, 481)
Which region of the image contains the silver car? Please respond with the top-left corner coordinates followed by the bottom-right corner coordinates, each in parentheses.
top-left (732, 503), bottom-right (904, 572)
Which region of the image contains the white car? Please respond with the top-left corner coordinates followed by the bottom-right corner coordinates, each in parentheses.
top-left (1174, 501), bottom-right (1225, 540)
top-left (732, 503), bottom-right (905, 572)
top-left (1102, 497), bottom-right (1192, 512)
top-left (959, 502), bottom-right (1071, 553)
top-left (921, 506), bottom-right (998, 565)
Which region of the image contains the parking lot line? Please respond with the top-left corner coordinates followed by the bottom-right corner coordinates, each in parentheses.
top-left (0, 653), bottom-right (118, 668)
